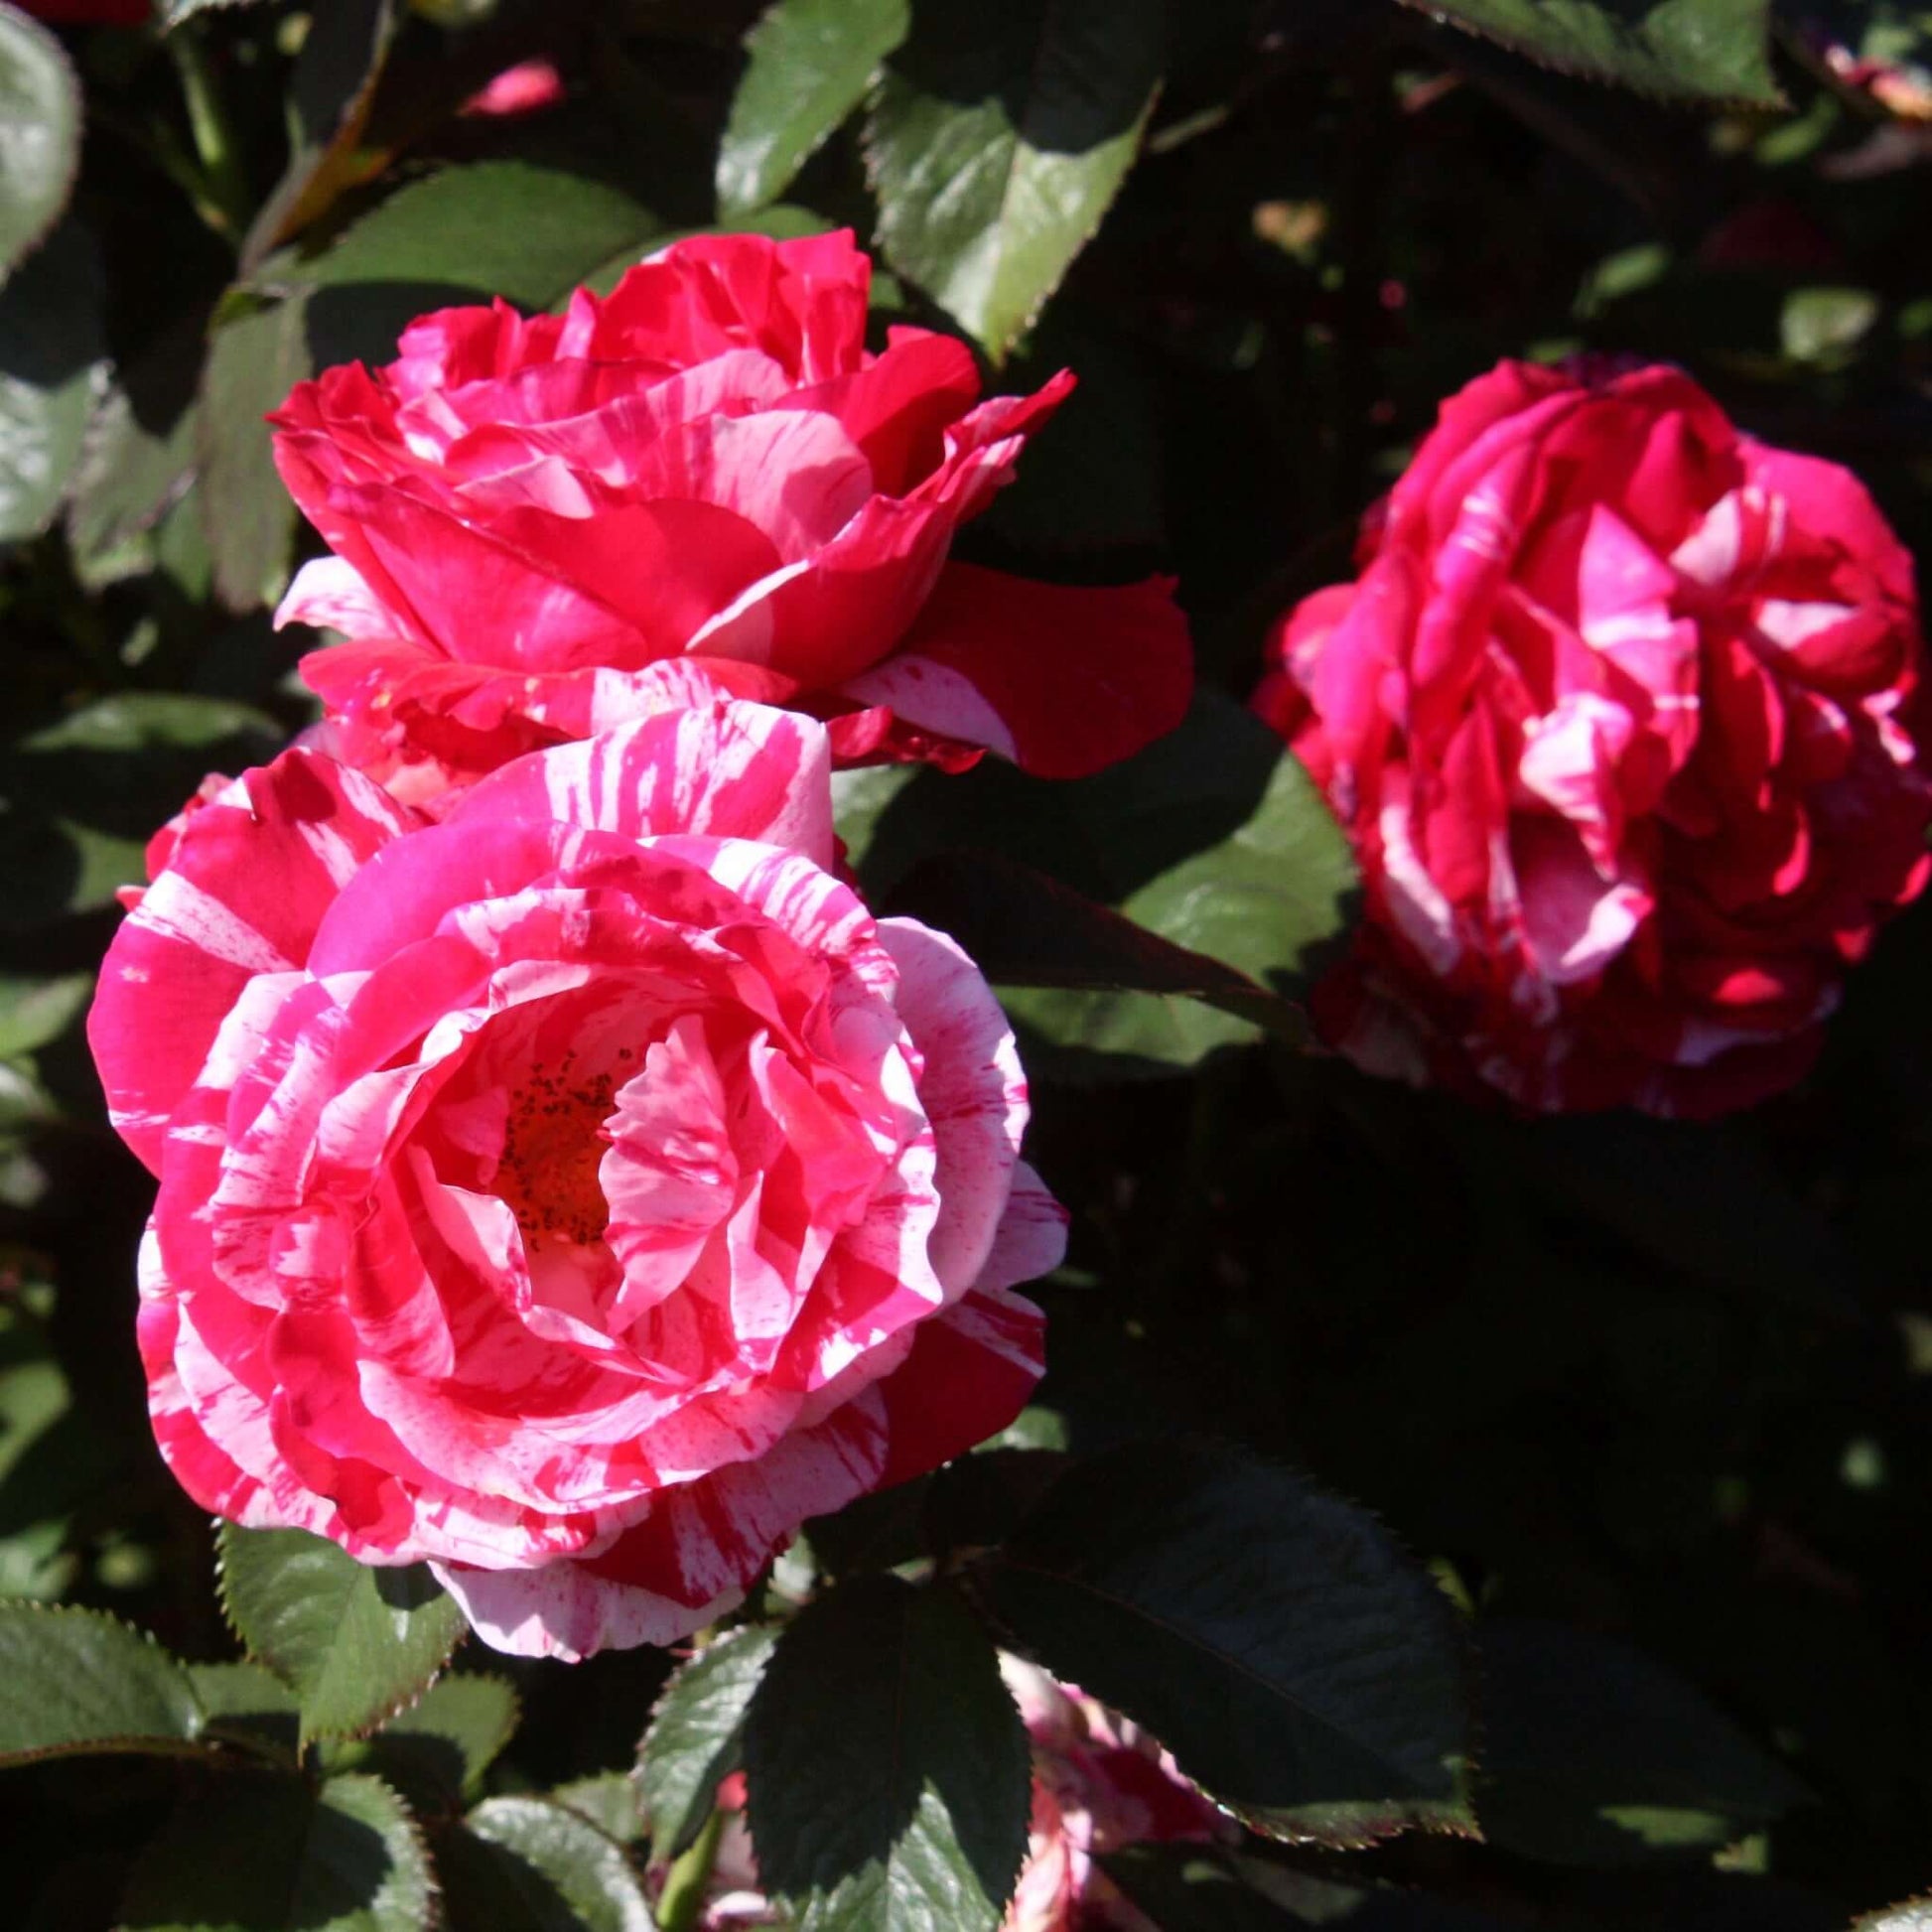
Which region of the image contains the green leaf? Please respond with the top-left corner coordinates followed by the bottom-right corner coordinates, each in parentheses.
top-left (0, 7), bottom-right (80, 284)
top-left (0, 973), bottom-right (88, 1062)
top-left (639, 1623), bottom-right (779, 1864)
top-left (183, 1662), bottom-right (301, 1760)
top-left (1859, 1902), bottom-right (1932, 1931)
top-left (440, 1796), bottom-right (652, 1932)
top-left (216, 1524), bottom-right (467, 1745)
top-left (744, 1576), bottom-right (1032, 1931)
top-left (0, 218), bottom-right (104, 542)
top-left (865, 0), bottom-right (1166, 360)
top-left (0, 1284), bottom-right (94, 1599)
top-left (1780, 286), bottom-right (1879, 366)
top-left (21, 692), bottom-right (279, 758)
top-left (295, 163), bottom-right (665, 314)
top-left (718, 0), bottom-right (909, 215)
top-left (0, 1604), bottom-right (206, 1764)
top-left (970, 1441), bottom-right (1476, 1846)
top-left (1401, 0), bottom-right (1781, 104)
top-left (1475, 1619), bottom-right (1811, 1866)
top-left (0, 695), bottom-right (282, 923)
top-left (67, 317), bottom-right (203, 586)
top-left (549, 1774), bottom-right (646, 1847)
top-left (354, 1672), bottom-right (519, 1810)
top-left (197, 294), bottom-right (312, 613)
top-left (120, 1772), bottom-right (438, 1932)
top-left (859, 692), bottom-right (1357, 1076)
top-left (887, 851), bottom-right (1305, 1036)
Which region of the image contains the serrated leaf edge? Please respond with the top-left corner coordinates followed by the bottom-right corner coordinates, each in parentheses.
top-left (858, 65), bottom-right (1163, 364)
top-left (1395, 0), bottom-right (1786, 111)
top-left (214, 1521), bottom-right (469, 1747)
top-left (1855, 1896), bottom-right (1932, 1931)
top-left (327, 1769), bottom-right (447, 1931)
top-left (387, 1670), bottom-right (523, 1795)
top-left (637, 1623), bottom-right (777, 1863)
top-left (718, 0), bottom-right (907, 217)
top-left (963, 1450), bottom-right (1484, 1853)
top-left (0, 1598), bottom-right (213, 1768)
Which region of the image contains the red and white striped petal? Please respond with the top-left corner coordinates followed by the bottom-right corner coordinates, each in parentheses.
top-left (90, 752), bottom-right (414, 1173)
top-left (444, 697), bottom-right (836, 870)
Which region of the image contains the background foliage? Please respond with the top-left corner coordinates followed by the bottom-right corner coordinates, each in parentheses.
top-left (6, 0), bottom-right (1932, 1927)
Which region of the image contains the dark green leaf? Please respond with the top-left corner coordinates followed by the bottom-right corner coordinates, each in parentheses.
top-left (865, 0), bottom-right (1166, 360)
top-left (971, 1442), bottom-right (1475, 1846)
top-left (1476, 1618), bottom-right (1811, 1865)
top-left (2, 694), bottom-right (282, 909)
top-left (718, 0), bottom-right (909, 215)
top-left (1107, 1848), bottom-right (1522, 1929)
top-left (352, 1672), bottom-right (519, 1810)
top-left (864, 693), bottom-right (1356, 1075)
top-left (1488, 1110), bottom-right (1860, 1315)
top-left (744, 1576), bottom-right (1031, 1931)
top-left (890, 851), bottom-right (1307, 1043)
top-left (120, 1773), bottom-right (437, 1932)
top-left (1098, 1849), bottom-right (1305, 1931)
top-left (1400, 0), bottom-right (1781, 104)
top-left (440, 1796), bottom-right (652, 1932)
top-left (197, 294), bottom-right (311, 612)
top-left (639, 1623), bottom-right (779, 1863)
top-left (183, 1662), bottom-right (300, 1759)
top-left (0, 8), bottom-right (80, 283)
top-left (295, 164), bottom-right (664, 314)
top-left (0, 1604), bottom-right (206, 1764)
top-left (0, 218), bottom-right (104, 542)
top-left (216, 1524), bottom-right (467, 1745)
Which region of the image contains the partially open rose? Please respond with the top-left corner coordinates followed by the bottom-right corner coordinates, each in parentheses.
top-left (89, 697), bottom-right (1064, 1658)
top-left (1256, 357), bottom-right (1932, 1115)
top-left (271, 228), bottom-right (1190, 803)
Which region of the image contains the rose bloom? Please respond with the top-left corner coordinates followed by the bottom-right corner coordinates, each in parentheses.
top-left (88, 696), bottom-right (1065, 1659)
top-left (1255, 357), bottom-right (1932, 1116)
top-left (270, 229), bottom-right (1190, 804)
top-left (675, 1661), bottom-right (1227, 1931)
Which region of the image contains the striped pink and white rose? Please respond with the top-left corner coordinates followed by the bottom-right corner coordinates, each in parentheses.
top-left (88, 696), bottom-right (1064, 1659)
top-left (270, 228), bottom-right (1191, 804)
top-left (1257, 356), bottom-right (1932, 1116)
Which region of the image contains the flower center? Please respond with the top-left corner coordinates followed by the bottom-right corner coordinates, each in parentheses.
top-left (495, 1053), bottom-right (629, 1253)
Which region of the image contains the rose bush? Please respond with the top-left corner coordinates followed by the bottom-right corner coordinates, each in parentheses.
top-left (1256, 356), bottom-right (1932, 1116)
top-left (270, 228), bottom-right (1191, 803)
top-left (87, 695), bottom-right (1064, 1660)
